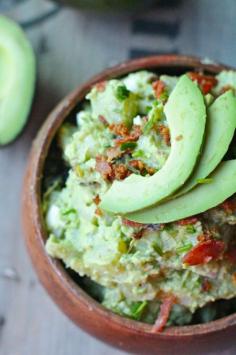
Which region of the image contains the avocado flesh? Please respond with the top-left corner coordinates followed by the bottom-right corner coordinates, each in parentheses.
top-left (0, 16), bottom-right (36, 145)
top-left (100, 75), bottom-right (206, 214)
top-left (175, 90), bottom-right (236, 196)
top-left (125, 160), bottom-right (236, 224)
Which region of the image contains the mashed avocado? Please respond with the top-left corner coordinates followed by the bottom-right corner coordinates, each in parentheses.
top-left (43, 70), bottom-right (236, 329)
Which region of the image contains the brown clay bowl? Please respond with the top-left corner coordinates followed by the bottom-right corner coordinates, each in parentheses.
top-left (22, 55), bottom-right (236, 354)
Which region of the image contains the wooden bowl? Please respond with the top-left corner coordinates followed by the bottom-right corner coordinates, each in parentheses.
top-left (22, 55), bottom-right (236, 354)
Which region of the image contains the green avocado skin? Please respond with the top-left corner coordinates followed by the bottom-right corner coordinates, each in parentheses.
top-left (0, 16), bottom-right (36, 146)
top-left (175, 90), bottom-right (236, 196)
top-left (125, 160), bottom-right (236, 224)
top-left (100, 75), bottom-right (206, 214)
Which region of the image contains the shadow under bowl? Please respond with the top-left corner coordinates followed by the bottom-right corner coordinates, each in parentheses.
top-left (22, 55), bottom-right (236, 354)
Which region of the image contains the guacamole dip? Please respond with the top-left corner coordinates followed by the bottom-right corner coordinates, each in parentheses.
top-left (43, 70), bottom-right (236, 331)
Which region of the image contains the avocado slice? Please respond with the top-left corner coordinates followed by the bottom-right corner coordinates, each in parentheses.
top-left (0, 16), bottom-right (36, 145)
top-left (100, 75), bottom-right (206, 214)
top-left (125, 160), bottom-right (236, 224)
top-left (175, 90), bottom-right (236, 196)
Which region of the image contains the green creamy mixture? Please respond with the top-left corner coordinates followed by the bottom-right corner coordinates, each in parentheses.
top-left (43, 70), bottom-right (236, 327)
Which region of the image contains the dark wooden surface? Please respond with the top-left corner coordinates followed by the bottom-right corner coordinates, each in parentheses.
top-left (1, 1), bottom-right (236, 354)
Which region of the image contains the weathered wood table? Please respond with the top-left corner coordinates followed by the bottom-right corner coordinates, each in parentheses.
top-left (1, 1), bottom-right (236, 354)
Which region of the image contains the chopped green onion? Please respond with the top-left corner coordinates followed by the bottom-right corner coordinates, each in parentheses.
top-left (62, 208), bottom-right (77, 216)
top-left (152, 243), bottom-right (163, 256)
top-left (128, 164), bottom-right (140, 175)
top-left (143, 105), bottom-right (163, 135)
top-left (145, 105), bottom-right (152, 113)
top-left (197, 178), bottom-right (213, 184)
top-left (130, 301), bottom-right (148, 320)
top-left (120, 141), bottom-right (137, 151)
top-left (116, 85), bottom-right (130, 101)
top-left (133, 149), bottom-right (145, 158)
top-left (185, 225), bottom-right (196, 234)
top-left (176, 243), bottom-right (193, 254)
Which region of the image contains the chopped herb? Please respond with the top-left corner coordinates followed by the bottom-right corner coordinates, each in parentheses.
top-left (185, 225), bottom-right (196, 234)
top-left (152, 242), bottom-right (163, 256)
top-left (197, 178), bottom-right (213, 184)
top-left (130, 301), bottom-right (148, 320)
top-left (62, 208), bottom-right (77, 216)
top-left (143, 105), bottom-right (163, 135)
top-left (176, 243), bottom-right (193, 254)
top-left (120, 141), bottom-right (137, 151)
top-left (116, 85), bottom-right (130, 101)
top-left (158, 91), bottom-right (169, 103)
top-left (145, 105), bottom-right (152, 113)
top-left (133, 149), bottom-right (145, 158)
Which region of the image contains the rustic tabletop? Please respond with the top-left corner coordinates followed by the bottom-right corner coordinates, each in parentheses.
top-left (1, 1), bottom-right (236, 354)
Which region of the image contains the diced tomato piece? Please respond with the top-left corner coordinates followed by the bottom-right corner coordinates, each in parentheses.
top-left (183, 240), bottom-right (225, 266)
top-left (152, 295), bottom-right (175, 333)
top-left (188, 72), bottom-right (218, 94)
top-left (152, 80), bottom-right (166, 99)
top-left (177, 217), bottom-right (199, 226)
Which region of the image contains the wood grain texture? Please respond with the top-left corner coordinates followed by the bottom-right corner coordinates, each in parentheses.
top-left (0, 0), bottom-right (236, 354)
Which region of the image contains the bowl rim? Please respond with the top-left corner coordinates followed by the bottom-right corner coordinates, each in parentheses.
top-left (22, 54), bottom-right (236, 339)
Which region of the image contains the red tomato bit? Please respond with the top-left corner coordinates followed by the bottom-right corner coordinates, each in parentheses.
top-left (152, 295), bottom-right (175, 333)
top-left (188, 72), bottom-right (218, 94)
top-left (183, 240), bottom-right (225, 266)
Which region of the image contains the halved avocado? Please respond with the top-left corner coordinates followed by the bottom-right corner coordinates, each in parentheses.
top-left (0, 16), bottom-right (36, 146)
top-left (125, 160), bottom-right (236, 224)
top-left (100, 75), bottom-right (206, 214)
top-left (175, 90), bottom-right (236, 196)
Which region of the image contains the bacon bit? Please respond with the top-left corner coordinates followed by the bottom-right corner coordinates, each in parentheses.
top-left (158, 124), bottom-right (171, 146)
top-left (197, 233), bottom-right (212, 242)
top-left (220, 85), bottom-right (235, 94)
top-left (98, 115), bottom-right (108, 125)
top-left (182, 240), bottom-right (225, 266)
top-left (112, 164), bottom-right (130, 180)
top-left (221, 200), bottom-right (236, 213)
top-left (152, 80), bottom-right (166, 99)
top-left (95, 156), bottom-right (114, 181)
top-left (177, 217), bottom-right (199, 226)
top-left (115, 125), bottom-right (142, 145)
top-left (93, 195), bottom-right (101, 205)
top-left (94, 81), bottom-right (107, 92)
top-left (152, 295), bottom-right (175, 333)
top-left (129, 159), bottom-right (145, 171)
top-left (188, 72), bottom-right (218, 94)
top-left (95, 207), bottom-right (103, 217)
top-left (202, 278), bottom-right (212, 292)
top-left (175, 135), bottom-right (183, 141)
top-left (129, 159), bottom-right (155, 176)
top-left (122, 218), bottom-right (145, 228)
top-left (109, 123), bottom-right (130, 137)
top-left (106, 146), bottom-right (123, 161)
top-left (225, 247), bottom-right (236, 264)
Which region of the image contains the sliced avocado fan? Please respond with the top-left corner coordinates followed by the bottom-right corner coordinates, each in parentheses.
top-left (125, 160), bottom-right (236, 224)
top-left (100, 75), bottom-right (206, 214)
top-left (0, 16), bottom-right (36, 145)
top-left (175, 90), bottom-right (236, 197)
